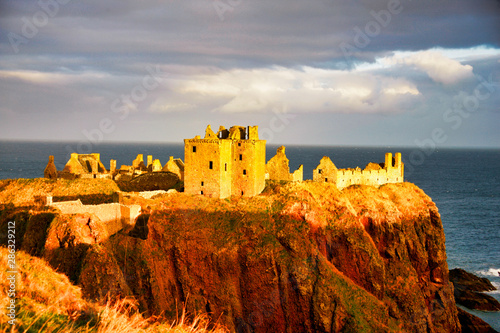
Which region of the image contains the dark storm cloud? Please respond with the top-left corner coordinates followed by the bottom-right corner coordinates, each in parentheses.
top-left (1, 0), bottom-right (499, 67)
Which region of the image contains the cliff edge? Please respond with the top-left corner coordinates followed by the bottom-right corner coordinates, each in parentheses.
top-left (1, 181), bottom-right (461, 332)
top-left (79, 181), bottom-right (460, 332)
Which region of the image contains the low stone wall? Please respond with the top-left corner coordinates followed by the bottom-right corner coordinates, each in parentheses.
top-left (50, 200), bottom-right (141, 237)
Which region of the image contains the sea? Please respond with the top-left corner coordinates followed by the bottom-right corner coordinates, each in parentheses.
top-left (1, 140), bottom-right (499, 329)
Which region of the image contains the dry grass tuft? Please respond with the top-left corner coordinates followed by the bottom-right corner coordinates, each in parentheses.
top-left (0, 247), bottom-right (227, 333)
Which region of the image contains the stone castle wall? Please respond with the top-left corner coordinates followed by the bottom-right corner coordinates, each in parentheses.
top-left (314, 152), bottom-right (403, 189)
top-left (49, 199), bottom-right (141, 237)
top-left (266, 146), bottom-right (303, 182)
top-left (184, 125), bottom-right (266, 199)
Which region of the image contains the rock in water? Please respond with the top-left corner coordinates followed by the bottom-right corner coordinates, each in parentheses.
top-left (450, 268), bottom-right (497, 292)
top-left (450, 268), bottom-right (500, 311)
top-left (457, 308), bottom-right (499, 333)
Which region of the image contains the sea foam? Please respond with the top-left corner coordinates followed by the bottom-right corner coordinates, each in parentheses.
top-left (475, 268), bottom-right (500, 277)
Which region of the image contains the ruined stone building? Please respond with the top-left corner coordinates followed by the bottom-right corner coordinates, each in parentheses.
top-left (313, 152), bottom-right (404, 189)
top-left (57, 153), bottom-right (111, 179)
top-left (163, 156), bottom-right (185, 181)
top-left (266, 146), bottom-right (303, 182)
top-left (44, 155), bottom-right (58, 179)
top-left (184, 125), bottom-right (266, 198)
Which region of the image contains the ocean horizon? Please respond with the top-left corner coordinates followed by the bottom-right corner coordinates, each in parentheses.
top-left (1, 140), bottom-right (499, 329)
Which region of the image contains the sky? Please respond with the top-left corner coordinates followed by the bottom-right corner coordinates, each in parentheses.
top-left (1, 0), bottom-right (499, 148)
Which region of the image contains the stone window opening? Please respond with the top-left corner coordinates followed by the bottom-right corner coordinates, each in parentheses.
top-left (201, 190), bottom-right (204, 195)
top-left (238, 142), bottom-right (241, 147)
top-left (325, 178), bottom-right (328, 182)
top-left (243, 169), bottom-right (247, 175)
top-left (241, 191), bottom-right (244, 195)
top-left (239, 154), bottom-right (243, 161)
top-left (209, 161), bottom-right (213, 169)
top-left (193, 146), bottom-right (196, 153)
top-left (225, 163), bottom-right (227, 171)
top-left (318, 169), bottom-right (322, 174)
top-left (201, 181), bottom-right (204, 186)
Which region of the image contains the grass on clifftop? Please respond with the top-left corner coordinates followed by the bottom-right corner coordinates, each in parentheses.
top-left (0, 178), bottom-right (119, 206)
top-left (0, 248), bottom-right (228, 333)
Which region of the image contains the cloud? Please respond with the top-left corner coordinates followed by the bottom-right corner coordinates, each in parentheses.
top-left (0, 1), bottom-right (499, 146)
top-left (0, 69), bottom-right (110, 84)
top-left (152, 66), bottom-right (420, 114)
top-left (1, 0), bottom-right (498, 67)
top-left (385, 50), bottom-right (474, 85)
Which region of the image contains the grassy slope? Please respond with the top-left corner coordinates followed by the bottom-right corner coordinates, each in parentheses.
top-left (0, 247), bottom-right (228, 332)
top-left (0, 178), bottom-right (120, 206)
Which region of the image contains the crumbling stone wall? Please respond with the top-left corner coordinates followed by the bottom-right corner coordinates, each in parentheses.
top-left (44, 155), bottom-right (57, 179)
top-left (49, 200), bottom-right (141, 237)
top-left (266, 146), bottom-right (303, 182)
top-left (163, 156), bottom-right (184, 181)
top-left (313, 152), bottom-right (404, 189)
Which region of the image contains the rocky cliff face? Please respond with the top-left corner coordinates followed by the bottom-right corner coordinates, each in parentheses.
top-left (74, 182), bottom-right (459, 332)
top-left (2, 181), bottom-right (461, 332)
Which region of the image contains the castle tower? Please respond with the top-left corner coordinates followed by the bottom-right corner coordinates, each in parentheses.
top-left (395, 152), bottom-right (402, 168)
top-left (184, 125), bottom-right (266, 199)
top-left (384, 153), bottom-right (393, 169)
top-left (110, 159), bottom-right (116, 173)
top-left (395, 152), bottom-right (404, 179)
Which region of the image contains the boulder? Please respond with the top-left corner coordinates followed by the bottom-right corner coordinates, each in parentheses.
top-left (457, 308), bottom-right (499, 333)
top-left (450, 268), bottom-right (500, 311)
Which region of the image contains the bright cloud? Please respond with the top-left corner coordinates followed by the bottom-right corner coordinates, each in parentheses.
top-left (387, 50), bottom-right (474, 85)
top-left (0, 69), bottom-right (110, 85)
top-left (154, 66), bottom-right (420, 114)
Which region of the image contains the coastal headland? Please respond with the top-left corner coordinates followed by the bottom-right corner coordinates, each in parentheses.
top-left (1, 178), bottom-right (468, 332)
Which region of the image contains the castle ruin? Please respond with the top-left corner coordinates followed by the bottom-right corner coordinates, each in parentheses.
top-left (45, 124), bottom-right (404, 197)
top-left (266, 146), bottom-right (303, 182)
top-left (313, 152), bottom-right (404, 189)
top-left (183, 125), bottom-right (266, 198)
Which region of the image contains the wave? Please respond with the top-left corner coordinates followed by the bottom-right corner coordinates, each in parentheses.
top-left (475, 268), bottom-right (500, 277)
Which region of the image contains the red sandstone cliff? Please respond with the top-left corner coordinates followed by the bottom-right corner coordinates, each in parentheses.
top-left (1, 181), bottom-right (461, 332)
top-left (77, 182), bottom-right (460, 332)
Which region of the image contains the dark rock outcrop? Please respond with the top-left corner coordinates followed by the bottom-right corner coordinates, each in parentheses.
top-left (450, 268), bottom-right (500, 311)
top-left (115, 172), bottom-right (179, 192)
top-left (450, 268), bottom-right (497, 292)
top-left (457, 308), bottom-right (499, 333)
